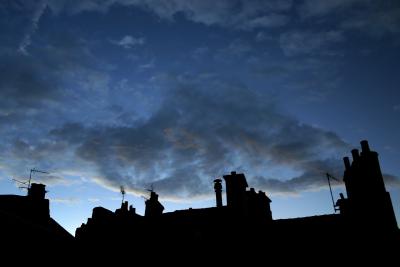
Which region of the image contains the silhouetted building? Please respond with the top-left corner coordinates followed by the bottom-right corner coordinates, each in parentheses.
top-left (223, 171), bottom-right (248, 210)
top-left (223, 171), bottom-right (272, 218)
top-left (145, 191), bottom-right (164, 217)
top-left (337, 140), bottom-right (397, 230)
top-left (213, 178), bottom-right (223, 207)
top-left (1, 140), bottom-right (398, 259)
top-left (76, 140), bottom-right (398, 257)
top-left (0, 183), bottom-right (73, 243)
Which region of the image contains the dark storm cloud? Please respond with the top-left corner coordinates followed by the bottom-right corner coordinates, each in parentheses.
top-left (46, 75), bottom-right (355, 198)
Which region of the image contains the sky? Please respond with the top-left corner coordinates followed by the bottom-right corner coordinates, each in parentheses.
top-left (0, 0), bottom-right (399, 235)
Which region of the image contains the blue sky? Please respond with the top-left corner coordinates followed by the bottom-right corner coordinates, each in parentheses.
top-left (0, 0), bottom-right (399, 234)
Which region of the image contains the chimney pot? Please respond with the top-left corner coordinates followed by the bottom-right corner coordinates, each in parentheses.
top-left (343, 157), bottom-right (351, 170)
top-left (351, 149), bottom-right (359, 160)
top-left (360, 140), bottom-right (370, 153)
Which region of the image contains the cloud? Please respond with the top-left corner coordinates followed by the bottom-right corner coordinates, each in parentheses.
top-left (384, 174), bottom-right (400, 188)
top-left (214, 39), bottom-right (252, 63)
top-left (298, 0), bottom-right (364, 18)
top-left (132, 0), bottom-right (293, 29)
top-left (340, 8), bottom-right (400, 36)
top-left (240, 14), bottom-right (289, 30)
top-left (279, 30), bottom-right (345, 56)
top-left (0, 32), bottom-right (109, 118)
top-left (43, 74), bottom-right (356, 199)
top-left (299, 0), bottom-right (400, 37)
top-left (0, 32), bottom-right (115, 188)
top-left (139, 59), bottom-right (155, 70)
top-left (255, 32), bottom-right (274, 42)
top-left (1, 0), bottom-right (398, 202)
top-left (17, 0), bottom-right (292, 30)
top-left (50, 197), bottom-right (80, 205)
top-left (18, 0), bottom-right (48, 54)
top-left (253, 158), bottom-right (344, 194)
top-left (88, 198), bottom-right (100, 203)
top-left (111, 35), bottom-right (146, 49)
top-left (0, 52), bottom-right (59, 113)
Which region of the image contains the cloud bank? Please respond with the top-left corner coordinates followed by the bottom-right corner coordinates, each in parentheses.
top-left (43, 75), bottom-right (353, 198)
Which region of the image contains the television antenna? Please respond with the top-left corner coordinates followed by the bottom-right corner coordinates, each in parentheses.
top-left (146, 184), bottom-right (154, 193)
top-left (326, 173), bottom-right (340, 213)
top-left (12, 178), bottom-right (29, 190)
top-left (28, 169), bottom-right (49, 189)
top-left (120, 186), bottom-right (126, 204)
top-left (11, 168), bottom-right (49, 192)
top-left (141, 184), bottom-right (154, 201)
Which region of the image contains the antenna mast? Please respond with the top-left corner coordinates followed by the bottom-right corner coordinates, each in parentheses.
top-left (326, 173), bottom-right (340, 213)
top-left (12, 168), bottom-right (49, 193)
top-left (120, 186), bottom-right (126, 204)
top-left (29, 169), bottom-right (49, 189)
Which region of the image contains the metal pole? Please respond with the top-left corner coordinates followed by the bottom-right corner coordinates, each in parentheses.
top-left (326, 173), bottom-right (336, 213)
top-left (28, 170), bottom-right (32, 190)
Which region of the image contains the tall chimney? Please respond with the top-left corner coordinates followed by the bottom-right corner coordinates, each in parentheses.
top-left (343, 157), bottom-right (351, 170)
top-left (351, 149), bottom-right (360, 161)
top-left (360, 140), bottom-right (370, 153)
top-left (28, 183), bottom-right (46, 200)
top-left (214, 179), bottom-right (223, 208)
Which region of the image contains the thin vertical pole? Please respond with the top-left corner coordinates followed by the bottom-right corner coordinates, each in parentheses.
top-left (326, 173), bottom-right (336, 213)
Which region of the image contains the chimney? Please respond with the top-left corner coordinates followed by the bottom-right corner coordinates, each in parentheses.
top-left (28, 183), bottom-right (46, 200)
top-left (351, 149), bottom-right (359, 161)
top-left (214, 179), bottom-right (223, 208)
top-left (222, 171), bottom-right (248, 209)
top-left (360, 140), bottom-right (370, 153)
top-left (145, 191), bottom-right (164, 217)
top-left (150, 191), bottom-right (158, 201)
top-left (343, 157), bottom-right (351, 170)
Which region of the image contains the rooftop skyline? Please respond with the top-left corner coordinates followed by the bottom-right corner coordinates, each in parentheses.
top-left (0, 0), bottom-right (399, 234)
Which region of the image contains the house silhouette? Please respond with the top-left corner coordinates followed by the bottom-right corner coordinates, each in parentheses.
top-left (0, 183), bottom-right (73, 243)
top-left (75, 140), bottom-right (398, 255)
top-left (0, 140), bottom-right (398, 260)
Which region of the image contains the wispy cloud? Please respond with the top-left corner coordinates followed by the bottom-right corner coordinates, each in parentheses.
top-left (299, 0), bottom-right (400, 37)
top-left (18, 0), bottom-right (48, 55)
top-left (50, 197), bottom-right (80, 205)
top-left (139, 59), bottom-right (155, 70)
top-left (298, 0), bottom-right (363, 18)
top-left (240, 14), bottom-right (290, 30)
top-left (280, 30), bottom-right (345, 56)
top-left (255, 32), bottom-right (275, 42)
top-left (111, 35), bottom-right (145, 49)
